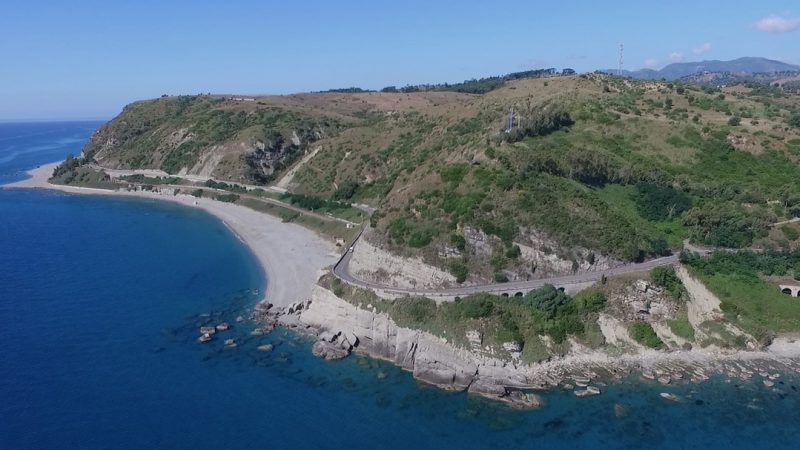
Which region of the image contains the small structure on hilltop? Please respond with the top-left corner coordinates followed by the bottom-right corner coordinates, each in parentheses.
top-left (779, 284), bottom-right (800, 297)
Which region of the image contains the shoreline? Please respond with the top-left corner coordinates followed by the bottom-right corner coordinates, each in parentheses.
top-left (9, 163), bottom-right (800, 408)
top-left (3, 162), bottom-right (340, 308)
top-left (266, 283), bottom-right (800, 408)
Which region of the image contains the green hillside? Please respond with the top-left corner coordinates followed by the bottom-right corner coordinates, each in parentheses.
top-left (65, 73), bottom-right (800, 283)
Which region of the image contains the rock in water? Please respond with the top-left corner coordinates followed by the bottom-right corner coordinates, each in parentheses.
top-left (660, 392), bottom-right (679, 402)
top-left (311, 339), bottom-right (350, 360)
top-left (575, 386), bottom-right (601, 397)
top-left (614, 403), bottom-right (628, 418)
top-left (256, 344), bottom-right (273, 352)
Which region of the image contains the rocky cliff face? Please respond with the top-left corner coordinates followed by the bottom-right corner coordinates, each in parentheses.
top-left (270, 279), bottom-right (800, 408)
top-left (283, 285), bottom-right (542, 407)
top-left (348, 235), bottom-right (457, 290)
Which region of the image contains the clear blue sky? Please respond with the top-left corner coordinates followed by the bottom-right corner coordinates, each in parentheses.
top-left (1, 0), bottom-right (798, 121)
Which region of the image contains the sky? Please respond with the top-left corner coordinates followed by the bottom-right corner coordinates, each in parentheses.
top-left (1, 0), bottom-right (798, 121)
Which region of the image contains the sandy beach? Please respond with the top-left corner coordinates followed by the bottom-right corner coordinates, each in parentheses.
top-left (3, 162), bottom-right (340, 308)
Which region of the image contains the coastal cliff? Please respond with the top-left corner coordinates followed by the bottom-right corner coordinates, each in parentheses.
top-left (270, 273), bottom-right (800, 408)
top-left (279, 285), bottom-right (542, 407)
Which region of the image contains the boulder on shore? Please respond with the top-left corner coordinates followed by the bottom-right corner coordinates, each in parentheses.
top-left (312, 339), bottom-right (350, 360)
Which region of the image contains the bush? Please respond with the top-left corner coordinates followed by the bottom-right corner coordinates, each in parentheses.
top-left (728, 116), bottom-right (741, 126)
top-left (215, 193), bottom-right (239, 203)
top-left (449, 261), bottom-right (469, 283)
top-left (629, 321), bottom-right (663, 348)
top-left (333, 180), bottom-right (359, 200)
top-left (399, 298), bottom-right (437, 324)
top-left (505, 102), bottom-right (574, 143)
top-left (651, 266), bottom-right (684, 300)
top-left (450, 233), bottom-right (466, 251)
top-left (634, 184), bottom-right (691, 221)
top-left (667, 319), bottom-right (695, 340)
top-left (506, 244), bottom-right (521, 258)
top-left (781, 225), bottom-right (800, 241)
top-left (683, 204), bottom-right (769, 248)
top-left (572, 289), bottom-right (606, 314)
top-left (454, 296), bottom-right (494, 319)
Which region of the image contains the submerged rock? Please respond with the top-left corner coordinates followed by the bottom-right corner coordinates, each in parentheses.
top-left (216, 323), bottom-right (231, 332)
top-left (311, 339), bottom-right (350, 360)
top-left (575, 386), bottom-right (601, 397)
top-left (660, 392), bottom-right (679, 402)
top-left (256, 344), bottom-right (274, 352)
top-left (197, 333), bottom-right (212, 343)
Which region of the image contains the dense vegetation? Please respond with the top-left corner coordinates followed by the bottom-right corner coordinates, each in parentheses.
top-left (81, 72), bottom-right (800, 283)
top-left (325, 275), bottom-right (607, 363)
top-left (385, 68), bottom-right (566, 95)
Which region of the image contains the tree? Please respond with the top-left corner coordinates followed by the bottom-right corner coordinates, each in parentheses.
top-left (728, 116), bottom-right (741, 126)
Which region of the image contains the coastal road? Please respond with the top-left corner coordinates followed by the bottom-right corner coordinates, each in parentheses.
top-left (93, 165), bottom-right (363, 227)
top-left (332, 232), bottom-right (682, 298)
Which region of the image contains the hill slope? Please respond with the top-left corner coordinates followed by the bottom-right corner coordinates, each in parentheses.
top-left (76, 74), bottom-right (800, 284)
top-left (610, 57), bottom-right (800, 80)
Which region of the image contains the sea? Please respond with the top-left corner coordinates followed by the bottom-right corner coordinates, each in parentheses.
top-left (1, 121), bottom-right (800, 449)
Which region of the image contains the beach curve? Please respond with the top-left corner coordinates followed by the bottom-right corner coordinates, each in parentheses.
top-left (3, 162), bottom-right (340, 308)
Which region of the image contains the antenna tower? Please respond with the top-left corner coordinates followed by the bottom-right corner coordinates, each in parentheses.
top-left (618, 43), bottom-right (624, 76)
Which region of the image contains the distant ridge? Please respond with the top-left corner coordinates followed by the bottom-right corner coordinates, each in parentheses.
top-left (603, 57), bottom-right (800, 81)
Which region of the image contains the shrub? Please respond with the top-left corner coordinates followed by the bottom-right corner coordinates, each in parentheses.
top-left (215, 193), bottom-right (239, 203)
top-left (454, 296), bottom-right (494, 319)
top-left (450, 233), bottom-right (466, 251)
top-left (506, 244), bottom-right (521, 259)
top-left (449, 261), bottom-right (469, 283)
top-left (728, 116), bottom-right (741, 126)
top-left (634, 184), bottom-right (691, 221)
top-left (781, 225), bottom-right (800, 241)
top-left (572, 289), bottom-right (606, 314)
top-left (667, 319), bottom-right (695, 340)
top-left (651, 266), bottom-right (684, 300)
top-left (333, 180), bottom-right (359, 200)
top-left (408, 229), bottom-right (435, 248)
top-left (629, 321), bottom-right (663, 348)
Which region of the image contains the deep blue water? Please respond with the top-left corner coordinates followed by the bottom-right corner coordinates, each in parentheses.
top-left (1, 122), bottom-right (800, 449)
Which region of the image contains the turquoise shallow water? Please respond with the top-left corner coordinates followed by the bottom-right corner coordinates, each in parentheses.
top-left (2, 122), bottom-right (800, 449)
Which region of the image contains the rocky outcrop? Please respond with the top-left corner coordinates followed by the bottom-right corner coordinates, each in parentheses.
top-left (281, 285), bottom-right (551, 406)
top-left (463, 226), bottom-right (620, 281)
top-left (348, 235), bottom-right (456, 290)
top-left (267, 283), bottom-right (800, 408)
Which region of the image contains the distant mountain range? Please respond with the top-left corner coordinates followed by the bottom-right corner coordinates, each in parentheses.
top-left (603, 57), bottom-right (800, 81)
